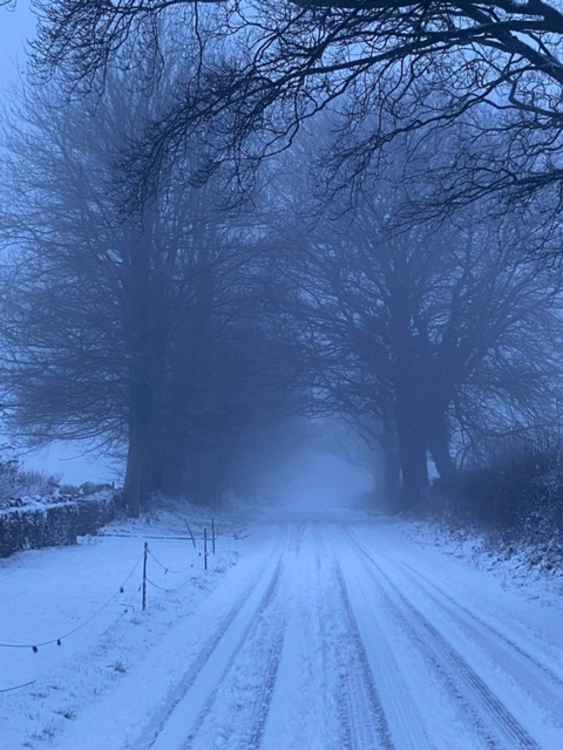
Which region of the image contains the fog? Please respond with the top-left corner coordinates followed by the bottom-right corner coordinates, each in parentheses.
top-left (21, 441), bottom-right (120, 486)
top-left (2, 3), bottom-right (563, 748)
top-left (1, 2), bottom-right (561, 518)
top-left (263, 451), bottom-right (372, 512)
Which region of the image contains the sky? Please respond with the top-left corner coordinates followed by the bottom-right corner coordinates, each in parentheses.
top-left (0, 1), bottom-right (36, 91)
top-left (22, 441), bottom-right (122, 486)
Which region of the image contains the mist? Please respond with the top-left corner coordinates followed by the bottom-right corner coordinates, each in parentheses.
top-left (2, 2), bottom-right (563, 748)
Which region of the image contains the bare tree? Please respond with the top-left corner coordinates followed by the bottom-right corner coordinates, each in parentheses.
top-left (25, 1), bottom-right (563, 217)
top-left (0, 53), bottom-right (265, 513)
top-left (270, 129), bottom-right (563, 505)
top-left (0, 35), bottom-right (314, 511)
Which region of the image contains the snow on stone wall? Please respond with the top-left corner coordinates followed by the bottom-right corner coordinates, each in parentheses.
top-left (0, 491), bottom-right (121, 558)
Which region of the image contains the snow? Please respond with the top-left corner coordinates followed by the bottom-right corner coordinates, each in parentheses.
top-left (3, 506), bottom-right (563, 749)
top-left (0, 506), bottom-right (249, 748)
top-left (403, 516), bottom-right (563, 609)
top-left (0, 489), bottom-right (114, 515)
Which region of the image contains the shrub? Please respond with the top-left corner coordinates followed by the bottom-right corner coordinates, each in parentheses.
top-left (428, 447), bottom-right (563, 544)
top-left (0, 450), bottom-right (61, 507)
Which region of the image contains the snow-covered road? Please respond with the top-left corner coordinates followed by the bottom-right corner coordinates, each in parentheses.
top-left (4, 516), bottom-right (563, 749)
top-left (90, 520), bottom-right (563, 749)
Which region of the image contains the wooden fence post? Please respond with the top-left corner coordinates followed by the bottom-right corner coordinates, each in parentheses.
top-left (211, 519), bottom-right (216, 555)
top-left (185, 521), bottom-right (197, 550)
top-left (204, 528), bottom-right (208, 571)
top-left (142, 541), bottom-right (148, 611)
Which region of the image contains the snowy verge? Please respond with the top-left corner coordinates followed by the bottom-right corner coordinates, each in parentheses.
top-left (0, 502), bottom-right (252, 750)
top-left (399, 514), bottom-right (563, 605)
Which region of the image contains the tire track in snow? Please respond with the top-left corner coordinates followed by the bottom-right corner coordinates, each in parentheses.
top-left (241, 618), bottom-right (286, 749)
top-left (400, 561), bottom-right (563, 691)
top-left (133, 552), bottom-right (283, 750)
top-left (293, 521), bottom-right (307, 557)
top-left (395, 561), bottom-right (563, 728)
top-left (334, 561), bottom-right (395, 750)
top-left (315, 526), bottom-right (350, 750)
top-left (256, 525), bottom-right (344, 750)
top-left (314, 536), bottom-right (335, 747)
top-left (183, 557), bottom-right (285, 749)
top-left (347, 530), bottom-right (540, 750)
top-left (344, 535), bottom-right (497, 750)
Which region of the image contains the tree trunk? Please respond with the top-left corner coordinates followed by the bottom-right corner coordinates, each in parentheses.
top-left (383, 446), bottom-right (401, 505)
top-left (428, 414), bottom-right (456, 480)
top-left (123, 415), bottom-right (148, 517)
top-left (396, 398), bottom-right (428, 509)
top-left (379, 419), bottom-right (401, 510)
top-left (159, 433), bottom-right (190, 496)
top-left (123, 363), bottom-right (154, 517)
top-left (144, 424), bottom-right (169, 496)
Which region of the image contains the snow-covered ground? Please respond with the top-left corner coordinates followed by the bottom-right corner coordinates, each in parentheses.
top-left (0, 505), bottom-right (250, 748)
top-left (3, 507), bottom-right (563, 749)
top-left (403, 516), bottom-right (563, 608)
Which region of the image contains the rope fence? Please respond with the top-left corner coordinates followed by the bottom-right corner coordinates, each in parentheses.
top-left (0, 553), bottom-right (143, 651)
top-left (147, 547), bottom-right (194, 575)
top-left (0, 680), bottom-right (37, 694)
top-left (0, 519), bottom-right (218, 693)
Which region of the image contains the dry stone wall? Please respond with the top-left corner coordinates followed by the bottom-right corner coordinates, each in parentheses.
top-left (0, 491), bottom-right (120, 558)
